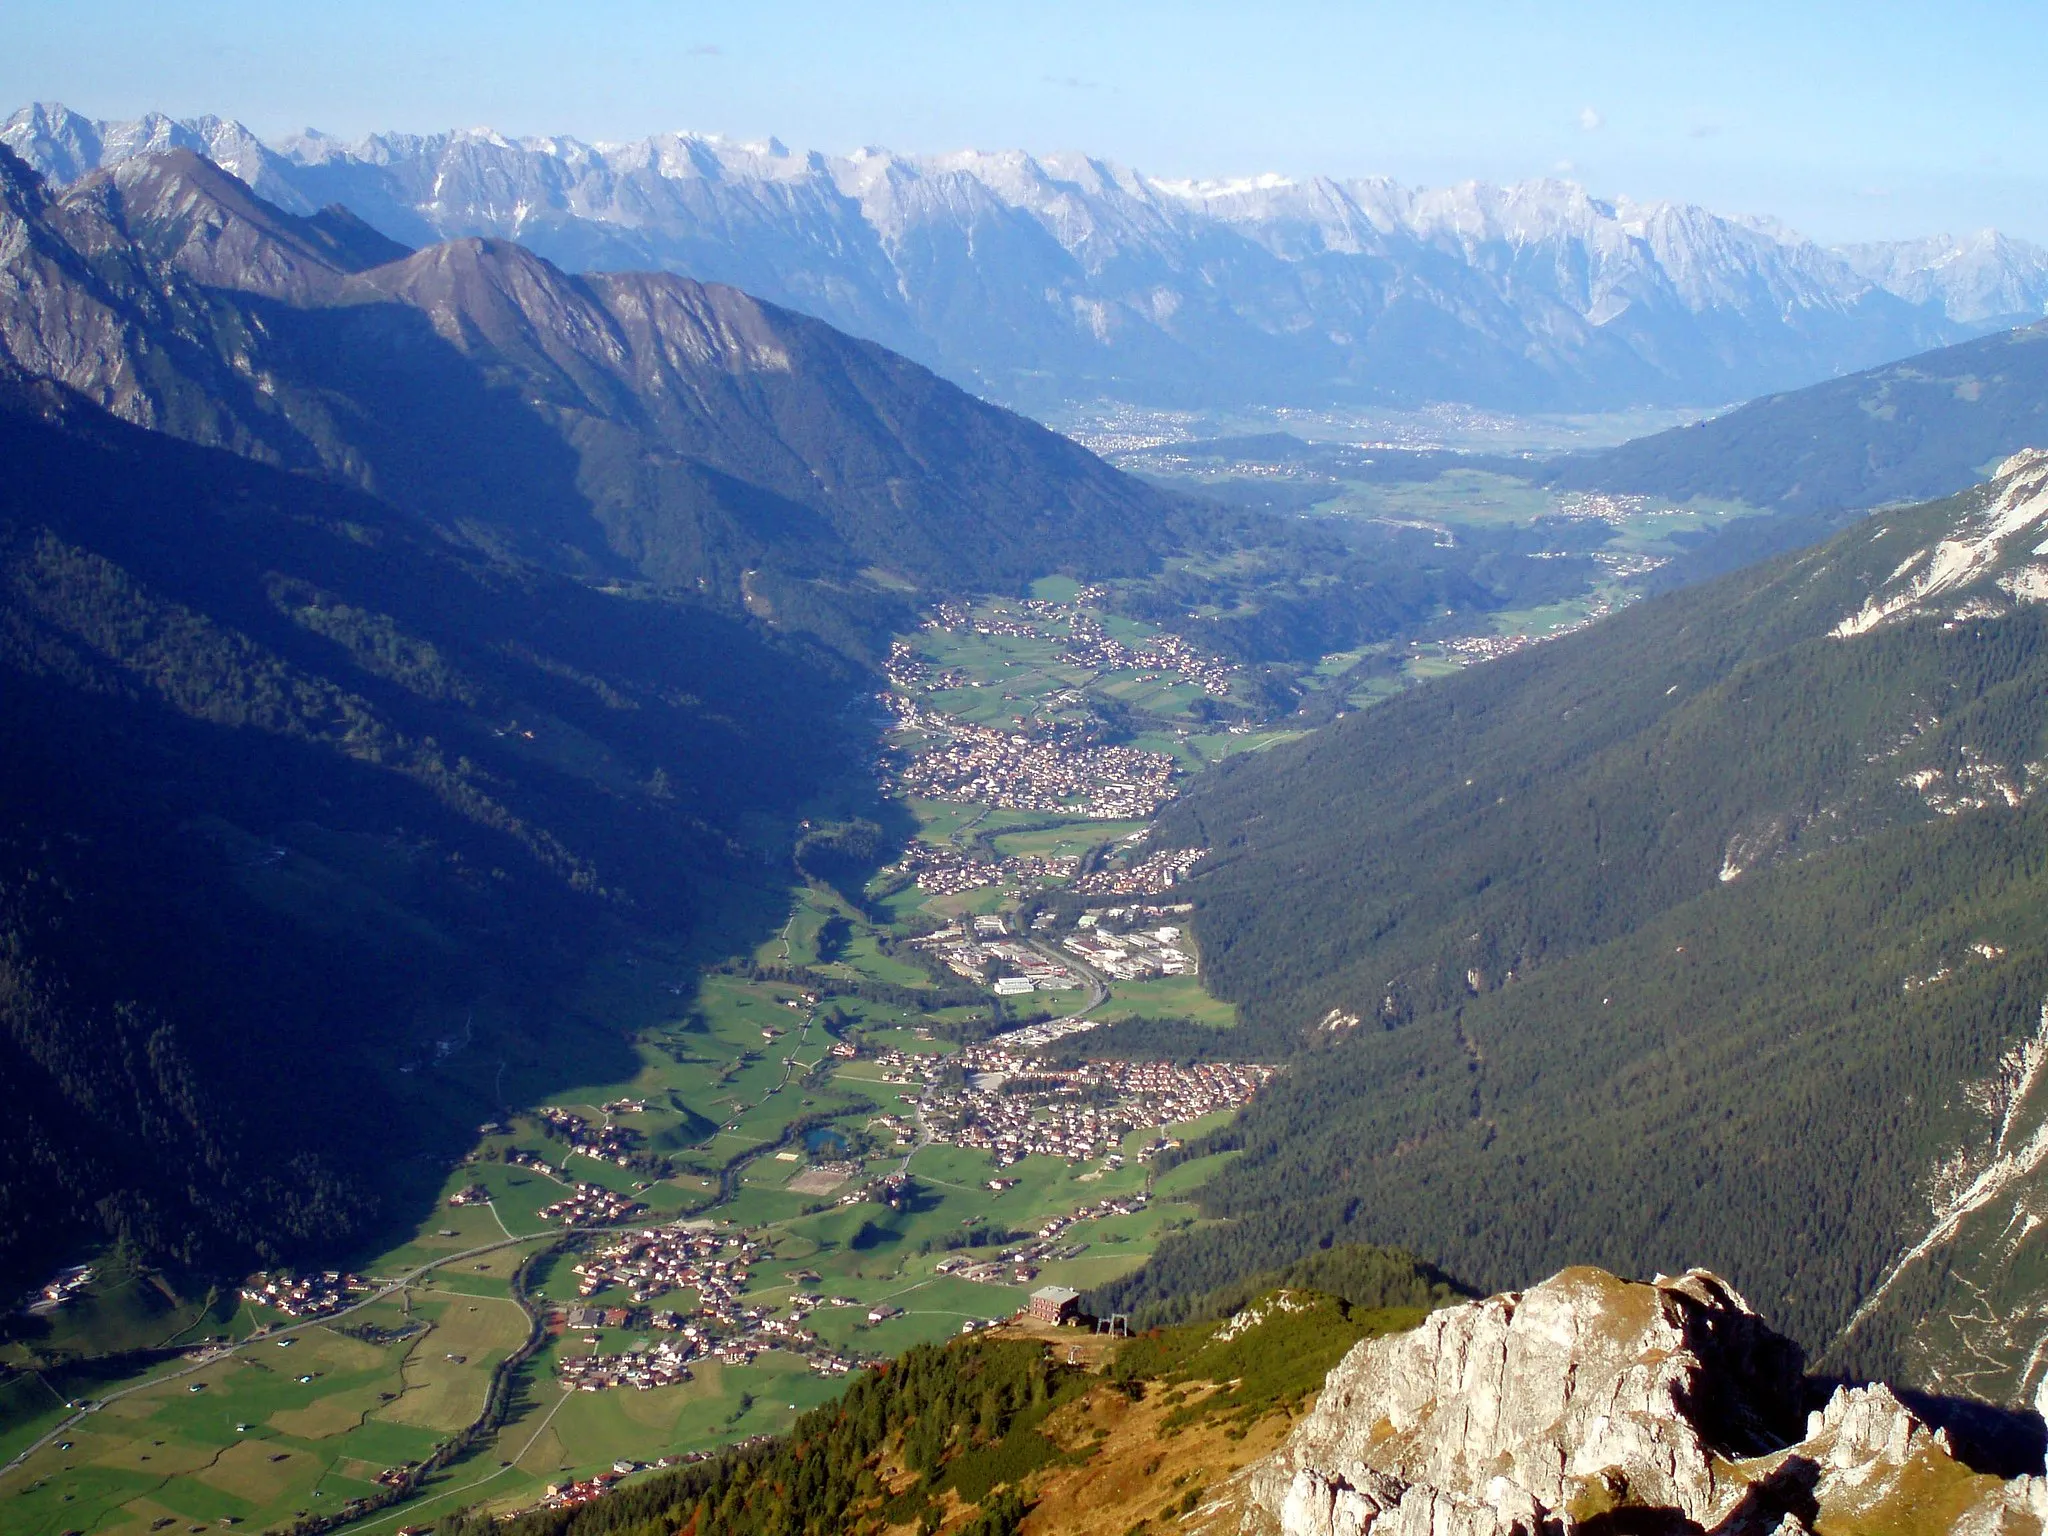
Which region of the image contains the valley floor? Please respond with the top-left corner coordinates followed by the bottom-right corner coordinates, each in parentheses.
top-left (0, 582), bottom-right (1293, 1536)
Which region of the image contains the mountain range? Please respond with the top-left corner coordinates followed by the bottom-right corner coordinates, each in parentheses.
top-left (8, 102), bottom-right (2048, 415)
top-left (0, 141), bottom-right (1183, 648)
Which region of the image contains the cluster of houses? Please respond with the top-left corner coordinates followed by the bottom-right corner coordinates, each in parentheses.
top-left (1061, 919), bottom-right (1198, 980)
top-left (885, 840), bottom-right (1080, 896)
top-left (881, 696), bottom-right (1177, 820)
top-left (883, 637), bottom-right (968, 693)
top-left (909, 914), bottom-right (1085, 994)
top-left (1553, 490), bottom-right (1659, 524)
top-left (864, 1044), bottom-right (1274, 1166)
top-left (912, 592), bottom-right (1234, 701)
top-left (24, 1264), bottom-right (93, 1314)
top-left (537, 1471), bottom-right (627, 1510)
top-left (537, 1183), bottom-right (645, 1227)
top-left (524, 1452), bottom-right (730, 1515)
top-left (935, 1191), bottom-right (1153, 1286)
top-left (568, 1223), bottom-right (762, 1313)
top-left (552, 1282), bottom-right (869, 1388)
top-left (1071, 847), bottom-right (1208, 895)
top-left (1060, 612), bottom-right (1236, 697)
top-left (239, 1271), bottom-right (371, 1319)
top-left (557, 1337), bottom-right (693, 1391)
top-left (538, 1106), bottom-right (640, 1165)
top-left (506, 1147), bottom-right (570, 1182)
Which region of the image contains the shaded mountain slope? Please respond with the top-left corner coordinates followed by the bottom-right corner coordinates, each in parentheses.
top-left (0, 147), bottom-right (1184, 627)
top-left (0, 371), bottom-right (858, 1292)
top-left (1103, 455), bottom-right (2048, 1387)
top-left (1565, 319), bottom-right (2048, 514)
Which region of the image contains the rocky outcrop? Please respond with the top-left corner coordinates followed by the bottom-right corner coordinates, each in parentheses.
top-left (1247, 1266), bottom-right (2044, 1535)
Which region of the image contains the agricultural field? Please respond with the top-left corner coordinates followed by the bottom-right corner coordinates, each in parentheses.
top-left (2, 584), bottom-right (1284, 1533)
top-left (1, 1285), bottom-right (529, 1536)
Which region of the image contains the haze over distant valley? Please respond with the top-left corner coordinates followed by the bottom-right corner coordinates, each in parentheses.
top-left (11, 17), bottom-right (2048, 1534)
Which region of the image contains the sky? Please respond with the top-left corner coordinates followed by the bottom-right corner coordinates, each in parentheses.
top-left (8, 0), bottom-right (2048, 243)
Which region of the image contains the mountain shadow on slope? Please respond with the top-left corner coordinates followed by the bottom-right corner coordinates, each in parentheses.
top-left (0, 146), bottom-right (1194, 646)
top-left (0, 371), bottom-right (867, 1296)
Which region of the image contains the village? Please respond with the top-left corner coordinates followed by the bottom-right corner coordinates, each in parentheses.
top-left (566, 1223), bottom-right (764, 1310)
top-left (1072, 847), bottom-right (1207, 896)
top-left (545, 1222), bottom-right (885, 1390)
top-left (884, 840), bottom-right (1080, 896)
top-left (908, 594), bottom-right (1238, 698)
top-left (238, 1270), bottom-right (373, 1320)
top-left (862, 1044), bottom-right (1274, 1166)
top-left (537, 1106), bottom-right (642, 1166)
top-left (880, 696), bottom-right (1178, 820)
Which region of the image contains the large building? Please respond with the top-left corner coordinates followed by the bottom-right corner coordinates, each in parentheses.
top-left (1027, 1285), bottom-right (1081, 1324)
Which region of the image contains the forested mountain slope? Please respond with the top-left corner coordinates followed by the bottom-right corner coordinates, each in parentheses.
top-left (0, 146), bottom-right (1184, 635)
top-left (0, 370), bottom-right (859, 1294)
top-left (1118, 453), bottom-right (2048, 1395)
top-left (1562, 319), bottom-right (2048, 514)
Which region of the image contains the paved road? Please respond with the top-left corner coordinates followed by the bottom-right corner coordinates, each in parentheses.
top-left (1029, 938), bottom-right (1109, 1016)
top-left (1, 1223), bottom-right (606, 1479)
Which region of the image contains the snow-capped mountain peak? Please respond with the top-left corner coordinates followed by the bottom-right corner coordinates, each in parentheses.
top-left (8, 101), bottom-right (2045, 414)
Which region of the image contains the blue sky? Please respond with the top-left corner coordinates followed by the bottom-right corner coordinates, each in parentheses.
top-left (8, 0), bottom-right (2047, 242)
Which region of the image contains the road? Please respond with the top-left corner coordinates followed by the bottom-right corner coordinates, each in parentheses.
top-left (1, 1222), bottom-right (610, 1478)
top-left (1027, 937), bottom-right (1109, 1017)
top-left (893, 940), bottom-right (1108, 1179)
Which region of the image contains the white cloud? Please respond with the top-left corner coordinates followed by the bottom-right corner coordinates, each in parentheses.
top-left (1578, 106), bottom-right (1604, 132)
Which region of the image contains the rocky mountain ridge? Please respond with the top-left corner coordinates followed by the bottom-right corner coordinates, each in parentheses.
top-left (1248, 1266), bottom-right (2047, 1535)
top-left (7, 101), bottom-right (2044, 414)
top-left (0, 143), bottom-right (1180, 625)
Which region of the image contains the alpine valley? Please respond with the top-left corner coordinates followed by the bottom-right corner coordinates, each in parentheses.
top-left (3, 95), bottom-right (2048, 1536)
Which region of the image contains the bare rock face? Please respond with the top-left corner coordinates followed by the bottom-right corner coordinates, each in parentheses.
top-left (1247, 1267), bottom-right (2043, 1536)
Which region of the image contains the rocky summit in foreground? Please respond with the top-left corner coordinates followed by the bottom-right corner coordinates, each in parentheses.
top-left (1247, 1267), bottom-right (2047, 1536)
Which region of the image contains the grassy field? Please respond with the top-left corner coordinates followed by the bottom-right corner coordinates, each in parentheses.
top-left (0, 1285), bottom-right (531, 1536)
top-left (1096, 976), bottom-right (1240, 1027)
top-left (0, 583), bottom-right (1291, 1532)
